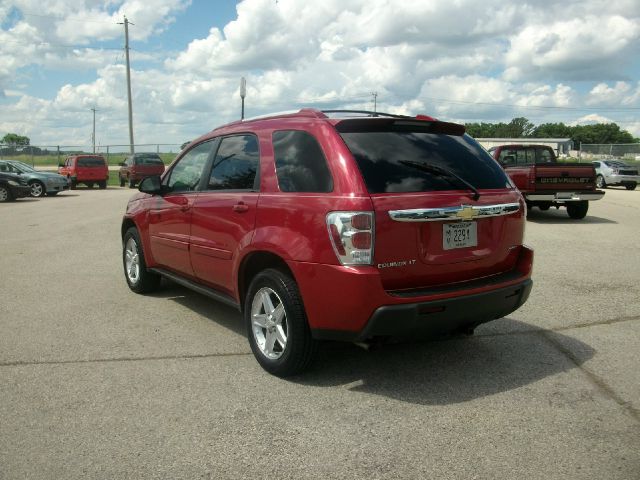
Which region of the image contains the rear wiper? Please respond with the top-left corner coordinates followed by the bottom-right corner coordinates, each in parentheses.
top-left (399, 160), bottom-right (480, 201)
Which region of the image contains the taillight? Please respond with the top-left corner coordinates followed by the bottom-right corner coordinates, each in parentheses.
top-left (326, 212), bottom-right (374, 266)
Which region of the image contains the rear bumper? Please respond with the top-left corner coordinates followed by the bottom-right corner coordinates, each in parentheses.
top-left (295, 246), bottom-right (534, 342)
top-left (525, 190), bottom-right (604, 202)
top-left (604, 174), bottom-right (639, 185)
top-left (345, 279), bottom-right (532, 341)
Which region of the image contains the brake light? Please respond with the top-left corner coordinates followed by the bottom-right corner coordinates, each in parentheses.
top-left (326, 211), bottom-right (374, 265)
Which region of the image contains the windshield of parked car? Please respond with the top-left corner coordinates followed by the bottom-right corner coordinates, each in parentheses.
top-left (77, 157), bottom-right (105, 167)
top-left (338, 124), bottom-right (510, 193)
top-left (134, 154), bottom-right (164, 166)
top-left (11, 161), bottom-right (36, 172)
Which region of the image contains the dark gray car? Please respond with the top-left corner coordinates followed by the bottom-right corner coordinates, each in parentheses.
top-left (0, 160), bottom-right (69, 197)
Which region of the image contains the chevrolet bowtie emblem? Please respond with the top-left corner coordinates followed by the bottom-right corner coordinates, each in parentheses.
top-left (455, 205), bottom-right (476, 221)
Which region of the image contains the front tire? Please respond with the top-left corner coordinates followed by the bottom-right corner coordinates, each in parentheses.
top-left (123, 227), bottom-right (161, 294)
top-left (29, 180), bottom-right (45, 197)
top-left (596, 175), bottom-right (606, 189)
top-left (567, 201), bottom-right (589, 219)
top-left (625, 183), bottom-right (637, 191)
top-left (245, 269), bottom-right (317, 377)
top-left (98, 180), bottom-right (107, 189)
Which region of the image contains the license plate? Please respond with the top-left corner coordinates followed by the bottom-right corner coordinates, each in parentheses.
top-left (443, 222), bottom-right (477, 250)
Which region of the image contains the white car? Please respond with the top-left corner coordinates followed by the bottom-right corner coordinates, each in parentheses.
top-left (592, 160), bottom-right (638, 190)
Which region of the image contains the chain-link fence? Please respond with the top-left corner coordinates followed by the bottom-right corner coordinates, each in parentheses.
top-left (579, 144), bottom-right (640, 162)
top-left (0, 143), bottom-right (182, 168)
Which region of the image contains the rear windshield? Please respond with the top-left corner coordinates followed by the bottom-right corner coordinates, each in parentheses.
top-left (77, 157), bottom-right (105, 167)
top-left (339, 128), bottom-right (510, 194)
top-left (135, 154), bottom-right (164, 166)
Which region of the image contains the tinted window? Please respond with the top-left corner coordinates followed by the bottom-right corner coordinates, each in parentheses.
top-left (77, 157), bottom-right (105, 167)
top-left (208, 135), bottom-right (259, 190)
top-left (167, 141), bottom-right (213, 192)
top-left (273, 130), bottom-right (333, 192)
top-left (592, 161), bottom-right (601, 168)
top-left (340, 130), bottom-right (509, 193)
top-left (135, 153), bottom-right (164, 166)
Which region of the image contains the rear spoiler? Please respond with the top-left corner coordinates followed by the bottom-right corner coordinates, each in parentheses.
top-left (334, 117), bottom-right (465, 136)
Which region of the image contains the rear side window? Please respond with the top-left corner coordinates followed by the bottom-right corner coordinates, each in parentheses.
top-left (208, 134), bottom-right (259, 190)
top-left (339, 128), bottom-right (509, 194)
top-left (273, 130), bottom-right (333, 192)
top-left (77, 157), bottom-right (105, 167)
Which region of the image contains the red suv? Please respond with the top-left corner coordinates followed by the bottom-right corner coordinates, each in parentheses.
top-left (59, 155), bottom-right (109, 189)
top-left (121, 109), bottom-right (533, 376)
top-left (118, 153), bottom-right (166, 188)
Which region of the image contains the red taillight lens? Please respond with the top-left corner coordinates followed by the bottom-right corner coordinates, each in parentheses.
top-left (351, 232), bottom-right (371, 250)
top-left (351, 214), bottom-right (371, 230)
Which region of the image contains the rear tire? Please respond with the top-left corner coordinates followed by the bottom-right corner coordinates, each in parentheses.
top-left (625, 183), bottom-right (637, 191)
top-left (123, 227), bottom-right (161, 294)
top-left (0, 185), bottom-right (12, 202)
top-left (567, 201), bottom-right (589, 219)
top-left (596, 175), bottom-right (606, 189)
top-left (245, 268), bottom-right (317, 377)
top-left (98, 180), bottom-right (107, 189)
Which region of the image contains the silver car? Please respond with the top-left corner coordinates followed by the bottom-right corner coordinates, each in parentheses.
top-left (0, 160), bottom-right (69, 197)
top-left (592, 160), bottom-right (638, 191)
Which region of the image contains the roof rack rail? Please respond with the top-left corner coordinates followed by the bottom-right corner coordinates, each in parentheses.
top-left (321, 109), bottom-right (413, 119)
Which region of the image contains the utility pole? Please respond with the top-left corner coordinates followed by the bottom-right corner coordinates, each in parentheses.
top-left (371, 91), bottom-right (378, 113)
top-left (119, 16), bottom-right (135, 154)
top-left (91, 108), bottom-right (97, 153)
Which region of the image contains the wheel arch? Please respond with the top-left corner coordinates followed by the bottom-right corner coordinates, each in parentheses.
top-left (238, 251), bottom-right (295, 311)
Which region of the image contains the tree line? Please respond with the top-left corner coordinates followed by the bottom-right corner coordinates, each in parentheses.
top-left (465, 117), bottom-right (638, 147)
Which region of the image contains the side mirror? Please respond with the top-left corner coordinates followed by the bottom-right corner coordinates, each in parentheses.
top-left (139, 175), bottom-right (163, 195)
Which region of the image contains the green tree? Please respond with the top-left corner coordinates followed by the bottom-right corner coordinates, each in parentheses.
top-left (2, 133), bottom-right (30, 146)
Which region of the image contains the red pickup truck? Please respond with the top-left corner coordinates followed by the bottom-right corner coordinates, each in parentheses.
top-left (488, 145), bottom-right (604, 219)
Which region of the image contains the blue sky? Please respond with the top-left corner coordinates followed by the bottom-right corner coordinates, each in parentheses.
top-left (1, 0), bottom-right (639, 148)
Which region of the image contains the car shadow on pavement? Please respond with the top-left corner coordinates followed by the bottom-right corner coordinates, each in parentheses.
top-left (293, 319), bottom-right (595, 406)
top-left (150, 281), bottom-right (246, 336)
top-left (526, 210), bottom-right (616, 224)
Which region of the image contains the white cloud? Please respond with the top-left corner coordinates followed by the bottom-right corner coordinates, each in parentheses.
top-left (1, 0), bottom-right (639, 145)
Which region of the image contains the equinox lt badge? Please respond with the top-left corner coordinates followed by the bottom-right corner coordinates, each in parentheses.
top-left (377, 259), bottom-right (417, 269)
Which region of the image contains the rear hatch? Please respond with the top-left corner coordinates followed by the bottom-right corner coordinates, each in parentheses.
top-left (534, 163), bottom-right (596, 191)
top-left (76, 156), bottom-right (107, 180)
top-left (134, 154), bottom-right (166, 177)
top-left (336, 118), bottom-right (525, 292)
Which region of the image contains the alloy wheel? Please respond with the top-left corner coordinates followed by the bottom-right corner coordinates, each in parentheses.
top-left (124, 237), bottom-right (140, 284)
top-left (251, 287), bottom-right (288, 360)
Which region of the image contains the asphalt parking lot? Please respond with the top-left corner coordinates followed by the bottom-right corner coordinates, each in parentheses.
top-left (1, 187), bottom-right (639, 479)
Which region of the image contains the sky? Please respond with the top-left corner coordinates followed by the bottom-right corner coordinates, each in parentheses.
top-left (0, 0), bottom-right (639, 151)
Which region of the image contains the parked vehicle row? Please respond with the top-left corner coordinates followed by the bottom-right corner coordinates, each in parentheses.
top-left (0, 160), bottom-right (69, 198)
